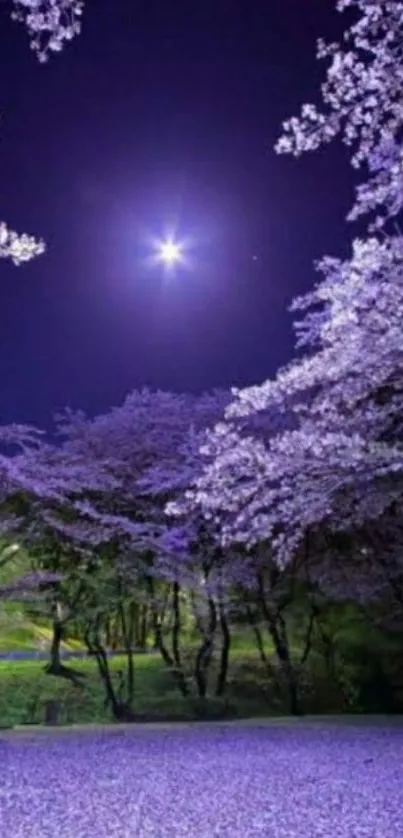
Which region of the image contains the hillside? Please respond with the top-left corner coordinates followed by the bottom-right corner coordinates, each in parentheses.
top-left (0, 603), bottom-right (83, 652)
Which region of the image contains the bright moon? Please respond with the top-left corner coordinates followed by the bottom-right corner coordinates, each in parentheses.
top-left (157, 239), bottom-right (183, 266)
top-left (146, 231), bottom-right (192, 272)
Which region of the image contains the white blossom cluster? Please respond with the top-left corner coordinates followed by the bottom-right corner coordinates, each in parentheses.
top-left (276, 0), bottom-right (403, 230)
top-left (1, 2), bottom-right (85, 267)
top-left (176, 418), bottom-right (403, 569)
top-left (172, 0), bottom-right (403, 584)
top-left (229, 235), bottom-right (403, 440)
top-left (10, 0), bottom-right (84, 62)
top-left (0, 222), bottom-right (45, 265)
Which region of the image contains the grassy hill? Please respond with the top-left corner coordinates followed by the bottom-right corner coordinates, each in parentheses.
top-left (0, 603), bottom-right (84, 652)
top-left (0, 542), bottom-right (84, 654)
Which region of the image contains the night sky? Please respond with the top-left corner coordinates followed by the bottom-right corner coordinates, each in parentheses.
top-left (0, 0), bottom-right (354, 429)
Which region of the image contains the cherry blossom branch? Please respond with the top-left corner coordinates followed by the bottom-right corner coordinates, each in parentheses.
top-left (0, 222), bottom-right (45, 265)
top-left (10, 0), bottom-right (84, 62)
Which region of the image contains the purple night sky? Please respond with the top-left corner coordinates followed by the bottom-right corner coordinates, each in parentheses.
top-left (0, 0), bottom-right (354, 428)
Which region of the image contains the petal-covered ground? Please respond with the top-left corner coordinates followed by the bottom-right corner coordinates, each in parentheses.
top-left (1, 721), bottom-right (402, 837)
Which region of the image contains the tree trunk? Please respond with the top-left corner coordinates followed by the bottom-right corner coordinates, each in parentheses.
top-left (132, 604), bottom-right (140, 649)
top-left (194, 595), bottom-right (217, 698)
top-left (127, 601), bottom-right (137, 651)
top-left (84, 624), bottom-right (135, 722)
top-left (146, 577), bottom-right (189, 696)
top-left (308, 597), bottom-right (352, 709)
top-left (43, 607), bottom-right (86, 686)
top-left (299, 609), bottom-right (315, 666)
top-left (152, 584), bottom-right (171, 648)
top-left (215, 595), bottom-right (231, 697)
top-left (257, 576), bottom-right (302, 715)
top-left (139, 604), bottom-right (148, 649)
top-left (245, 604), bottom-right (278, 677)
top-left (104, 616), bottom-right (112, 649)
top-left (111, 614), bottom-right (121, 650)
top-left (118, 601), bottom-right (135, 707)
top-left (171, 581), bottom-right (183, 674)
top-left (48, 616), bottom-right (63, 672)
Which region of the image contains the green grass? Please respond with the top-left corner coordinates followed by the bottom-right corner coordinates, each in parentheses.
top-left (0, 607), bottom-right (284, 725)
top-left (0, 653), bottom-right (169, 726)
top-left (0, 604), bottom-right (84, 652)
top-left (0, 640), bottom-right (362, 728)
top-left (0, 609), bottom-right (355, 726)
top-left (0, 642), bottom-right (292, 727)
top-left (0, 613), bottom-right (378, 726)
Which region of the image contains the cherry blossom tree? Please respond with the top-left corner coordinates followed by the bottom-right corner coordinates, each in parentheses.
top-left (172, 0), bottom-right (403, 584)
top-left (51, 388), bottom-right (231, 562)
top-left (2, 389), bottom-right (233, 708)
top-left (1, 2), bottom-right (85, 265)
top-left (54, 392), bottom-right (229, 599)
top-left (0, 417), bottom-right (121, 612)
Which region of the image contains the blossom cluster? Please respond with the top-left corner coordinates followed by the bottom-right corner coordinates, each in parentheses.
top-left (11, 0), bottom-right (84, 62)
top-left (1, 2), bottom-right (85, 267)
top-left (276, 0), bottom-right (403, 231)
top-left (0, 222), bottom-right (45, 265)
top-left (169, 0), bottom-right (403, 588)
